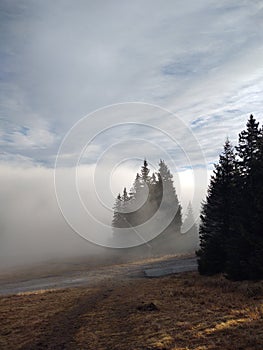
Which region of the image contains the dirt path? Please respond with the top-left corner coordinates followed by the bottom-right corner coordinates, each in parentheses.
top-left (0, 256), bottom-right (197, 349)
top-left (19, 286), bottom-right (114, 350)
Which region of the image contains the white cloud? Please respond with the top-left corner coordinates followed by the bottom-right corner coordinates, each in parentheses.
top-left (1, 0), bottom-right (262, 157)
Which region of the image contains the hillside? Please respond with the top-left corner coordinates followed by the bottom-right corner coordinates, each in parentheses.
top-left (1, 271), bottom-right (262, 349)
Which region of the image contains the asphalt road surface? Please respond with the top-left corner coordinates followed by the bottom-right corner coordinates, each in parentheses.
top-left (0, 256), bottom-right (197, 296)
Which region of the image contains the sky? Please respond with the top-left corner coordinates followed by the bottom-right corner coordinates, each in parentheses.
top-left (0, 0), bottom-right (263, 261)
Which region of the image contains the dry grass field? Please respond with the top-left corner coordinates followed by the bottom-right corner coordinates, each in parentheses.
top-left (0, 271), bottom-right (262, 350)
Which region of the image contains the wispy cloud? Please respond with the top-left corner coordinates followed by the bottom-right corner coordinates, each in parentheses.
top-left (1, 0), bottom-right (262, 169)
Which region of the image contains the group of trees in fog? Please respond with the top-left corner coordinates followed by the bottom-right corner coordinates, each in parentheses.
top-left (112, 160), bottom-right (198, 254)
top-left (197, 115), bottom-right (263, 281)
top-left (112, 160), bottom-right (182, 230)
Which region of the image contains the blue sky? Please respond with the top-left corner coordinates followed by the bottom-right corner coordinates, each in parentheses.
top-left (1, 0), bottom-right (263, 169)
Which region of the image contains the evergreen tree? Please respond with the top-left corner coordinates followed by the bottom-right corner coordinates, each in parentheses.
top-left (112, 193), bottom-right (122, 229)
top-left (225, 115), bottom-right (263, 280)
top-left (122, 187), bottom-right (129, 203)
top-left (112, 188), bottom-right (131, 236)
top-left (129, 173), bottom-right (141, 200)
top-left (150, 160), bottom-right (182, 254)
top-left (255, 126), bottom-right (263, 235)
top-left (180, 202), bottom-right (199, 252)
top-left (136, 159), bottom-right (154, 226)
top-left (141, 159), bottom-right (150, 184)
top-left (124, 161), bottom-right (154, 228)
top-left (157, 160), bottom-right (182, 232)
top-left (183, 203), bottom-right (199, 246)
top-left (149, 173), bottom-right (158, 212)
top-left (120, 187), bottom-right (131, 227)
top-left (197, 139), bottom-right (237, 275)
top-left (183, 202), bottom-right (197, 231)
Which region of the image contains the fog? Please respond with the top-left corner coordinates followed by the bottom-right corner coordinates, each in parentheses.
top-left (0, 164), bottom-right (94, 269)
top-left (0, 162), bottom-right (208, 270)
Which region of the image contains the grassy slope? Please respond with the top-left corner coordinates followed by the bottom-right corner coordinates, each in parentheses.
top-left (0, 272), bottom-right (262, 350)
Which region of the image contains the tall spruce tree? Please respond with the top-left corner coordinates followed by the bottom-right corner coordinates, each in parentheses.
top-left (129, 173), bottom-right (141, 199)
top-left (136, 160), bottom-right (152, 223)
top-left (112, 193), bottom-right (122, 229)
top-left (225, 115), bottom-right (263, 280)
top-left (179, 202), bottom-right (199, 252)
top-left (149, 173), bottom-right (159, 213)
top-left (157, 160), bottom-right (182, 233)
top-left (183, 202), bottom-right (197, 231)
top-left (127, 161), bottom-right (153, 227)
top-left (183, 202), bottom-right (199, 247)
top-left (197, 139), bottom-right (236, 275)
top-left (121, 187), bottom-right (131, 227)
top-left (141, 159), bottom-right (150, 183)
top-left (112, 188), bottom-right (131, 235)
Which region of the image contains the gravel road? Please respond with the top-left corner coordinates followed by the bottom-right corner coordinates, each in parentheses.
top-left (0, 256), bottom-right (197, 296)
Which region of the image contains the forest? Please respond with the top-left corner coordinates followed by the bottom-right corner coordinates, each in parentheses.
top-left (198, 115), bottom-right (263, 281)
top-left (112, 115), bottom-right (263, 281)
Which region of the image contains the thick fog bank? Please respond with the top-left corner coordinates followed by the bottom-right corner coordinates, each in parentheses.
top-left (0, 164), bottom-right (105, 270)
top-left (0, 163), bottom-right (206, 270)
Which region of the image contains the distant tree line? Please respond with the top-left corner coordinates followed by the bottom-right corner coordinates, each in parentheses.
top-left (197, 115), bottom-right (263, 281)
top-left (112, 160), bottom-right (198, 254)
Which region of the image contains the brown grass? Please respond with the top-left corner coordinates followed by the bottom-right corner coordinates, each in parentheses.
top-left (0, 272), bottom-right (262, 350)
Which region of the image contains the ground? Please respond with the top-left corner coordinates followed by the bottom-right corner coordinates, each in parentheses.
top-left (0, 270), bottom-right (262, 350)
